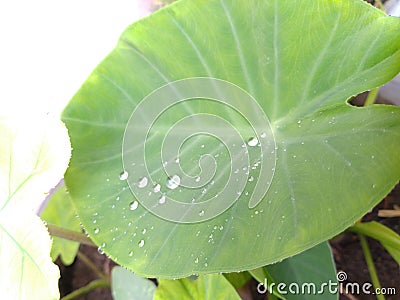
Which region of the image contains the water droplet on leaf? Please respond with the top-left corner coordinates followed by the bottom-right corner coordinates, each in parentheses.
top-left (129, 201), bottom-right (139, 211)
top-left (153, 183), bottom-right (161, 193)
top-left (119, 171), bottom-right (129, 180)
top-left (138, 177), bottom-right (148, 188)
top-left (248, 137), bottom-right (258, 147)
top-left (159, 194), bottom-right (166, 204)
top-left (166, 175), bottom-right (180, 190)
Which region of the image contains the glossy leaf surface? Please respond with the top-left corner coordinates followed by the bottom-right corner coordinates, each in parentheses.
top-left (62, 0), bottom-right (400, 277)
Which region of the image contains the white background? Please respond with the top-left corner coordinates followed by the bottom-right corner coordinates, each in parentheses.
top-left (0, 0), bottom-right (150, 117)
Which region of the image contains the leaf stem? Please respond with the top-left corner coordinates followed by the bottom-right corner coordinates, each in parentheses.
top-left (358, 234), bottom-right (385, 300)
top-left (60, 279), bottom-right (110, 300)
top-left (77, 251), bottom-right (108, 280)
top-left (364, 88), bottom-right (379, 106)
top-left (46, 223), bottom-right (96, 247)
top-left (349, 221), bottom-right (400, 249)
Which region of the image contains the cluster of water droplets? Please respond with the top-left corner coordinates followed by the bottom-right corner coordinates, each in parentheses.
top-left (120, 78), bottom-right (276, 226)
top-left (113, 133), bottom-right (276, 265)
top-left (118, 130), bottom-right (270, 223)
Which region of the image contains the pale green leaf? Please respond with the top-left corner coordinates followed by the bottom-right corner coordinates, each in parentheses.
top-left (0, 115), bottom-right (70, 211)
top-left (0, 209), bottom-right (60, 299)
top-left (0, 115), bottom-right (70, 299)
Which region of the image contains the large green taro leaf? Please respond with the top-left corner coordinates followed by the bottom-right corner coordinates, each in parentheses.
top-left (62, 0), bottom-right (400, 277)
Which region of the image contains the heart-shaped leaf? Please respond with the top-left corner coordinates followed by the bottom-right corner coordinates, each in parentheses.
top-left (62, 0), bottom-right (400, 277)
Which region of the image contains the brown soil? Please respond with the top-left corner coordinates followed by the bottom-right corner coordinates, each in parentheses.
top-left (57, 246), bottom-right (115, 299)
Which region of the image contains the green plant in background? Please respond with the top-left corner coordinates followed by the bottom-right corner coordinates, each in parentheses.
top-left (41, 182), bottom-right (81, 266)
top-left (1, 0), bottom-right (400, 299)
